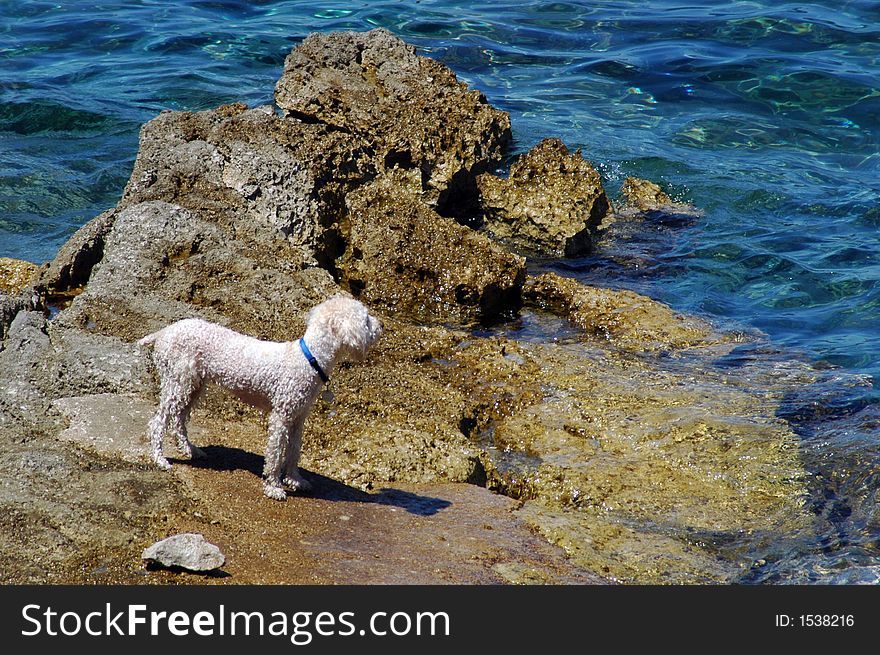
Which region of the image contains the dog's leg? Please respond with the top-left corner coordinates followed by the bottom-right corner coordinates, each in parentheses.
top-left (262, 410), bottom-right (289, 501)
top-left (149, 379), bottom-right (180, 470)
top-left (148, 409), bottom-right (171, 470)
top-left (171, 380), bottom-right (206, 461)
top-left (150, 358), bottom-right (203, 469)
top-left (282, 414), bottom-right (312, 493)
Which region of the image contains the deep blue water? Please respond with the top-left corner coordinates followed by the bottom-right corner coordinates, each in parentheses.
top-left (2, 0), bottom-right (879, 583)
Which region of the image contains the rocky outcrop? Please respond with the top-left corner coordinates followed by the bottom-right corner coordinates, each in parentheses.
top-left (0, 30), bottom-right (813, 585)
top-left (275, 29), bottom-right (511, 215)
top-left (49, 201), bottom-right (338, 342)
top-left (118, 103), bottom-right (374, 269)
top-left (477, 138), bottom-right (610, 257)
top-left (340, 178), bottom-right (525, 323)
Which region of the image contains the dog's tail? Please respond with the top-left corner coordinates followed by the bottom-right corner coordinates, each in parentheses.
top-left (137, 331), bottom-right (160, 349)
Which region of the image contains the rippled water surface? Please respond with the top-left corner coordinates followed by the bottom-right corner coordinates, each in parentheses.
top-left (1, 0), bottom-right (878, 583)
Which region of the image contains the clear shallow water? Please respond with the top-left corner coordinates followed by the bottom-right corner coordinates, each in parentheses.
top-left (1, 0), bottom-right (878, 583)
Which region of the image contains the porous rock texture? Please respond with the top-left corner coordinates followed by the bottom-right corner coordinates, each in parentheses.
top-left (0, 257), bottom-right (38, 295)
top-left (477, 138), bottom-right (611, 257)
top-left (617, 176), bottom-right (702, 217)
top-left (275, 28), bottom-right (511, 214)
top-left (340, 177), bottom-right (525, 323)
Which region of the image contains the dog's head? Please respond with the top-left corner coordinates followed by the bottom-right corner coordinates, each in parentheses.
top-left (307, 294), bottom-right (383, 362)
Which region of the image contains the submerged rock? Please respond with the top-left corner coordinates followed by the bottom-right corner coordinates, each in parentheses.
top-left (523, 271), bottom-right (712, 351)
top-left (275, 29), bottom-right (511, 214)
top-left (477, 138), bottom-right (610, 257)
top-left (618, 176), bottom-right (702, 217)
top-left (453, 337), bottom-right (811, 584)
top-left (142, 533), bottom-right (225, 572)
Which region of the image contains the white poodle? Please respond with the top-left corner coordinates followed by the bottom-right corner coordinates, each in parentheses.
top-left (138, 295), bottom-right (382, 500)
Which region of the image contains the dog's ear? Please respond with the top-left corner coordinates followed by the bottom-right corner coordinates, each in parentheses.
top-left (328, 300), bottom-right (374, 357)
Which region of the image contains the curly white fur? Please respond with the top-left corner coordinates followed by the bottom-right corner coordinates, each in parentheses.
top-left (138, 295), bottom-right (382, 500)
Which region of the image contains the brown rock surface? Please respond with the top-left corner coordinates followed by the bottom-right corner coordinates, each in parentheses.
top-left (477, 138), bottom-right (611, 257)
top-left (275, 29), bottom-right (511, 214)
top-left (340, 178), bottom-right (525, 324)
top-left (0, 257), bottom-right (38, 294)
top-left (618, 176), bottom-right (702, 216)
top-left (523, 271), bottom-right (713, 351)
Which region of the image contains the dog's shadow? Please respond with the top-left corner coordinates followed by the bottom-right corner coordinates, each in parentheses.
top-left (176, 445), bottom-right (452, 517)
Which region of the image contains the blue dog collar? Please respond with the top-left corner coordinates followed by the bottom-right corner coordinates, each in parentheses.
top-left (299, 338), bottom-right (329, 384)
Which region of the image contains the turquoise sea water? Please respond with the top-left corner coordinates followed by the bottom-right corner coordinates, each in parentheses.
top-left (1, 1), bottom-right (878, 583)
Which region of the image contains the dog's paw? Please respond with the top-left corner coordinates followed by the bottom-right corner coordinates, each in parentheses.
top-left (283, 475), bottom-right (313, 493)
top-left (263, 482), bottom-right (288, 501)
top-left (189, 445), bottom-right (207, 460)
top-left (154, 456), bottom-right (172, 471)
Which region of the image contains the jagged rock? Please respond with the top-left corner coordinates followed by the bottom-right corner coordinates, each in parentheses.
top-left (340, 178), bottom-right (525, 323)
top-left (142, 533), bottom-right (225, 572)
top-left (275, 29), bottom-right (511, 214)
top-left (477, 138), bottom-right (611, 257)
top-left (37, 209), bottom-right (117, 300)
top-left (0, 292), bottom-right (29, 343)
top-left (52, 200), bottom-right (338, 342)
top-left (119, 103), bottom-right (374, 267)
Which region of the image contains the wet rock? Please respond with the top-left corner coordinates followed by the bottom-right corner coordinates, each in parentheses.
top-left (0, 257), bottom-right (38, 295)
top-left (142, 533), bottom-right (225, 572)
top-left (37, 209), bottom-right (117, 299)
top-left (477, 138), bottom-right (610, 257)
top-left (523, 271), bottom-right (712, 350)
top-left (339, 178), bottom-right (525, 323)
top-left (463, 338), bottom-right (810, 584)
top-left (618, 176), bottom-right (701, 216)
top-left (275, 29), bottom-right (511, 213)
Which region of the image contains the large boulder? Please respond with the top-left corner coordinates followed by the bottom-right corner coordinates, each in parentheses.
top-left (48, 201), bottom-right (338, 343)
top-left (275, 29), bottom-right (511, 215)
top-left (339, 178), bottom-right (525, 323)
top-left (477, 138), bottom-right (611, 257)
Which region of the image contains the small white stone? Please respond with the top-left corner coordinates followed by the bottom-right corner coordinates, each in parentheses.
top-left (142, 533), bottom-right (225, 572)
